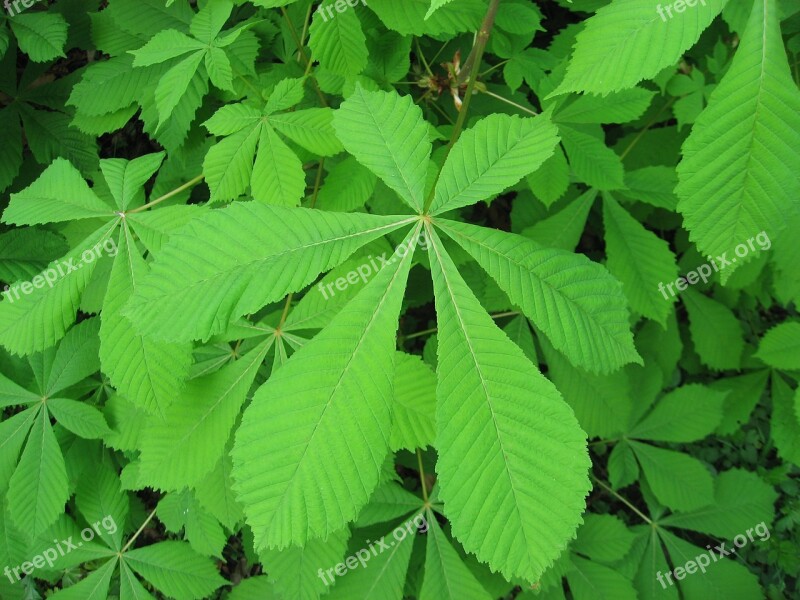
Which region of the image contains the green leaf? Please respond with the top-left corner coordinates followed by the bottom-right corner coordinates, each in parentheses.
top-left (4, 159), bottom-right (112, 225)
top-left (130, 30), bottom-right (205, 67)
top-left (0, 408), bottom-right (37, 494)
top-left (608, 441), bottom-right (639, 490)
top-left (567, 555), bottom-right (637, 600)
top-left (326, 524), bottom-right (417, 599)
top-left (754, 322), bottom-right (800, 370)
top-left (269, 109), bottom-right (343, 156)
top-left (771, 375), bottom-right (800, 466)
top-left (100, 153), bottom-right (165, 211)
top-left (259, 528), bottom-right (349, 600)
top-left (333, 86), bottom-right (431, 213)
top-left (251, 125), bottom-right (305, 206)
top-left (603, 194), bottom-right (678, 325)
top-left (436, 219), bottom-right (641, 373)
top-left (420, 514), bottom-right (492, 600)
top-left (521, 189), bottom-right (595, 252)
top-left (369, 0), bottom-right (484, 36)
top-left (125, 204), bottom-right (414, 342)
top-left (309, 0), bottom-right (368, 76)
top-left (76, 462), bottom-right (129, 551)
top-left (676, 0), bottom-right (800, 271)
top-left (46, 316), bottom-right (101, 396)
top-left (47, 398), bottom-right (111, 440)
top-left (555, 87), bottom-right (655, 124)
top-left (559, 124), bottom-right (625, 190)
top-left (661, 469), bottom-right (777, 538)
top-left (390, 351), bottom-right (437, 451)
top-left (232, 227), bottom-right (418, 549)
top-left (0, 228), bottom-right (68, 283)
top-left (100, 226), bottom-right (192, 415)
top-left (124, 541), bottom-right (226, 600)
top-left (629, 441), bottom-right (713, 512)
top-left (711, 370), bottom-right (769, 435)
top-left (630, 384), bottom-right (726, 442)
top-left (429, 113), bottom-right (560, 215)
top-left (428, 227), bottom-right (590, 581)
top-left (9, 12), bottom-right (68, 62)
top-left (555, 0), bottom-right (726, 95)
top-left (682, 289), bottom-right (744, 371)
top-left (50, 557), bottom-right (117, 600)
top-left (190, 0), bottom-right (233, 43)
top-left (154, 51), bottom-right (205, 126)
top-left (137, 340), bottom-right (269, 491)
top-left (573, 514), bottom-right (637, 563)
top-left (8, 408), bottom-right (69, 538)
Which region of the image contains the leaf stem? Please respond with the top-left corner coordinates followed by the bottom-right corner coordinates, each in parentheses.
top-left (591, 475), bottom-right (653, 525)
top-left (481, 89), bottom-right (538, 116)
top-left (121, 508), bottom-right (158, 553)
top-left (416, 448), bottom-right (430, 504)
top-left (128, 174), bottom-right (204, 214)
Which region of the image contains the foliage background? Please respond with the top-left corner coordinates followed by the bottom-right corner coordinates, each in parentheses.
top-left (0, 0), bottom-right (799, 599)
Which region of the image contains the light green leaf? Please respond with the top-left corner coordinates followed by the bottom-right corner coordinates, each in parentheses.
top-left (333, 86), bottom-right (431, 213)
top-left (124, 541), bottom-right (226, 600)
top-left (232, 228), bottom-right (418, 549)
top-left (429, 113), bottom-right (560, 215)
top-left (154, 51), bottom-right (205, 126)
top-left (137, 340), bottom-right (269, 491)
top-left (559, 124), bottom-right (625, 190)
top-left (555, 0), bottom-right (726, 95)
top-left (390, 351), bottom-right (437, 451)
top-left (100, 153), bottom-right (165, 211)
top-left (4, 159), bottom-right (112, 225)
top-left (251, 125), bottom-right (305, 206)
top-left (100, 226), bottom-right (192, 415)
top-left (676, 0), bottom-right (800, 272)
top-left (309, 0), bottom-right (368, 76)
top-left (420, 513), bottom-right (492, 600)
top-left (567, 556), bottom-right (637, 600)
top-left (428, 227), bottom-right (590, 581)
top-left (555, 87), bottom-right (655, 124)
top-left (47, 398), bottom-right (111, 440)
top-left (125, 204), bottom-right (414, 342)
top-left (50, 557), bottom-right (117, 600)
top-left (8, 408), bottom-right (69, 538)
top-left (130, 30), bottom-right (205, 67)
top-left (573, 514), bottom-right (637, 563)
top-left (436, 219), bottom-right (641, 373)
top-left (269, 108), bottom-right (343, 156)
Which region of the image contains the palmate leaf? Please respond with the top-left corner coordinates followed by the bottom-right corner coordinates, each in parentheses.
top-left (429, 112), bottom-right (560, 215)
top-left (333, 86), bottom-right (431, 213)
top-left (125, 203), bottom-right (415, 342)
top-left (435, 219), bottom-right (641, 373)
top-left (427, 227), bottom-right (590, 582)
top-left (554, 0), bottom-right (726, 95)
top-left (676, 0), bottom-right (800, 272)
top-left (232, 227), bottom-right (418, 549)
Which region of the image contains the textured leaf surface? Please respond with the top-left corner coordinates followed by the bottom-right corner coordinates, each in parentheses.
top-left (333, 87), bottom-right (430, 213)
top-left (126, 203), bottom-right (414, 342)
top-left (676, 0), bottom-right (800, 268)
top-left (429, 113), bottom-right (559, 215)
top-left (232, 229), bottom-right (417, 549)
top-left (428, 227), bottom-right (590, 581)
top-left (556, 0), bottom-right (726, 95)
top-left (437, 219), bottom-right (640, 373)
